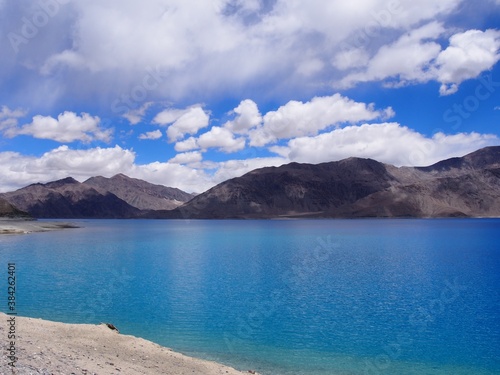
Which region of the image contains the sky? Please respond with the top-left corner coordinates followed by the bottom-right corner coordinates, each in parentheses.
top-left (0, 0), bottom-right (500, 193)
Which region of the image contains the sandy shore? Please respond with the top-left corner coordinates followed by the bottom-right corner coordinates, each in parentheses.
top-left (0, 219), bottom-right (79, 235)
top-left (0, 313), bottom-right (256, 375)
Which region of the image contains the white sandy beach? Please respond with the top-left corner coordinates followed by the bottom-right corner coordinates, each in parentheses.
top-left (0, 219), bottom-right (79, 235)
top-left (0, 313), bottom-right (256, 375)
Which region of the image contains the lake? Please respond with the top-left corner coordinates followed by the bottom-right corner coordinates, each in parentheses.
top-left (1, 219), bottom-right (499, 374)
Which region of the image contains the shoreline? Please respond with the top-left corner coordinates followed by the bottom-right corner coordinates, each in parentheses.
top-left (0, 313), bottom-right (256, 374)
top-left (0, 219), bottom-right (79, 235)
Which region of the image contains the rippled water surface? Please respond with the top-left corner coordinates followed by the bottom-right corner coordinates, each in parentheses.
top-left (1, 219), bottom-right (499, 374)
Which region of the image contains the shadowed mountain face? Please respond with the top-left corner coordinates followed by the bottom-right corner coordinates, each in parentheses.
top-left (84, 174), bottom-right (195, 211)
top-left (164, 146), bottom-right (500, 219)
top-left (0, 197), bottom-right (31, 218)
top-left (167, 158), bottom-right (397, 219)
top-left (2, 147), bottom-right (500, 219)
top-left (0, 177), bottom-right (141, 219)
top-left (0, 175), bottom-right (194, 219)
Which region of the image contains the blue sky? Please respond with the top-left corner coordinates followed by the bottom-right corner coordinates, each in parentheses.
top-left (0, 0), bottom-right (500, 193)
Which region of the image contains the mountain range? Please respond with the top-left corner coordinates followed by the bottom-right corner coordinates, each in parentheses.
top-left (164, 146), bottom-right (500, 219)
top-left (0, 174), bottom-right (194, 219)
top-left (1, 146), bottom-right (499, 219)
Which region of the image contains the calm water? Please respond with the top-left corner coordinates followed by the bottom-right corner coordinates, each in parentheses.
top-left (1, 219), bottom-right (499, 374)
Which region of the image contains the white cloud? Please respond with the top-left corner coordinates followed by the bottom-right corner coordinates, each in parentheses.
top-left (1, 130), bottom-right (498, 195)
top-left (0, 143), bottom-right (275, 194)
top-left (296, 58), bottom-right (325, 77)
top-left (0, 106), bottom-right (25, 120)
top-left (197, 126), bottom-right (246, 153)
top-left (274, 122), bottom-right (500, 166)
top-left (153, 106), bottom-right (210, 142)
top-left (153, 108), bottom-right (190, 125)
top-left (174, 136), bottom-right (199, 152)
top-left (0, 106), bottom-right (26, 130)
top-left (0, 145), bottom-right (209, 194)
top-left (169, 151), bottom-right (203, 165)
top-left (337, 24), bottom-right (500, 94)
top-left (5, 112), bottom-right (112, 143)
top-left (9, 0), bottom-right (474, 106)
top-left (248, 94), bottom-right (394, 146)
top-left (41, 50), bottom-right (87, 75)
top-left (211, 156), bottom-right (288, 183)
top-left (0, 146), bottom-right (135, 192)
top-left (224, 99), bottom-right (262, 134)
top-left (338, 22), bottom-right (445, 88)
top-left (332, 48), bottom-right (370, 71)
top-left (435, 29), bottom-right (500, 95)
top-left (139, 129), bottom-right (162, 140)
top-left (123, 102), bottom-right (153, 125)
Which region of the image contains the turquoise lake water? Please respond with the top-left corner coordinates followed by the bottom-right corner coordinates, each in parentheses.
top-left (1, 219), bottom-right (499, 374)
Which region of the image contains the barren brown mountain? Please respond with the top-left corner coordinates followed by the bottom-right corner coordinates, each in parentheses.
top-left (2, 147), bottom-right (499, 219)
top-left (0, 197), bottom-right (30, 218)
top-left (84, 173), bottom-right (195, 210)
top-left (165, 146), bottom-right (500, 219)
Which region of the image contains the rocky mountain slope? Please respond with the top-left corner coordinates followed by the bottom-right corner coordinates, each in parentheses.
top-left (0, 175), bottom-right (194, 218)
top-left (164, 146), bottom-right (500, 219)
top-left (1, 177), bottom-right (141, 218)
top-left (2, 147), bottom-right (499, 219)
top-left (85, 174), bottom-right (194, 210)
top-left (0, 197), bottom-right (31, 218)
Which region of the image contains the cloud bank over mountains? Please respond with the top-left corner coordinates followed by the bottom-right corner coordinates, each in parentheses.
top-left (0, 0), bottom-right (499, 192)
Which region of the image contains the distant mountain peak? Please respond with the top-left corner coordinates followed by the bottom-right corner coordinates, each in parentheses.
top-left (419, 145), bottom-right (500, 172)
top-left (44, 177), bottom-right (80, 189)
top-left (111, 173), bottom-right (130, 179)
top-left (84, 174), bottom-right (194, 211)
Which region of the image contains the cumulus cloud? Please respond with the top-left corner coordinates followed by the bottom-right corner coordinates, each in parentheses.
top-left (0, 142), bottom-right (285, 194)
top-left (272, 122), bottom-right (500, 166)
top-left (197, 126), bottom-right (246, 153)
top-left (5, 112), bottom-right (112, 143)
top-left (338, 22), bottom-right (445, 88)
top-left (248, 94), bottom-right (394, 146)
top-left (338, 24), bottom-right (500, 94)
top-left (435, 29), bottom-right (500, 95)
top-left (1, 128), bottom-right (498, 194)
top-left (168, 151), bottom-right (203, 164)
top-left (139, 129), bottom-right (163, 140)
top-left (153, 108), bottom-right (190, 125)
top-left (3, 0), bottom-right (480, 108)
top-left (174, 137), bottom-right (199, 152)
top-left (0, 143), bottom-right (278, 194)
top-left (0, 145), bottom-right (210, 193)
top-left (153, 106), bottom-right (210, 142)
top-left (0, 146), bottom-right (135, 192)
top-left (224, 99), bottom-right (262, 134)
